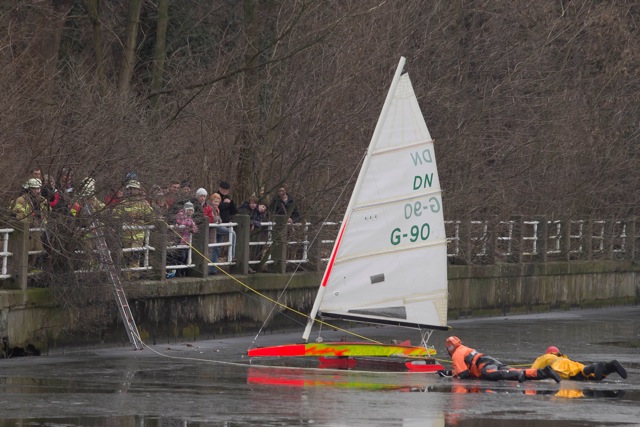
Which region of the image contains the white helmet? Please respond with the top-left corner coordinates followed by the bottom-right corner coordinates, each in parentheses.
top-left (25, 178), bottom-right (42, 189)
top-left (79, 177), bottom-right (96, 197)
top-left (126, 180), bottom-right (141, 189)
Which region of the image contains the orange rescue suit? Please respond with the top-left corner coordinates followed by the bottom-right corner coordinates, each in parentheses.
top-left (450, 344), bottom-right (483, 379)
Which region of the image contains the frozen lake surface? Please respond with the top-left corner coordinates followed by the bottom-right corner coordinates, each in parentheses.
top-left (0, 306), bottom-right (638, 426)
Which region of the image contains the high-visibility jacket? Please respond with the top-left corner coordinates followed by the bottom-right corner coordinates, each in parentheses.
top-left (11, 194), bottom-right (49, 226)
top-left (531, 353), bottom-right (584, 379)
top-left (116, 198), bottom-right (154, 246)
top-left (451, 344), bottom-right (483, 379)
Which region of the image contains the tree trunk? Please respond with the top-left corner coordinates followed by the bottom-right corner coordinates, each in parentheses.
top-left (84, 0), bottom-right (106, 94)
top-left (118, 0), bottom-right (143, 95)
top-left (149, 0), bottom-right (169, 113)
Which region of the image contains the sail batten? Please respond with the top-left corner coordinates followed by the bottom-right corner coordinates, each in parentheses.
top-left (332, 238), bottom-right (448, 264)
top-left (350, 189), bottom-right (443, 211)
top-left (371, 139), bottom-right (433, 155)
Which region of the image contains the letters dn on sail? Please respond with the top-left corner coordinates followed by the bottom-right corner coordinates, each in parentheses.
top-left (411, 148), bottom-right (435, 190)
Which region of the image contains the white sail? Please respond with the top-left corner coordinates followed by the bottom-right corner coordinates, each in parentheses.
top-left (303, 57), bottom-right (447, 340)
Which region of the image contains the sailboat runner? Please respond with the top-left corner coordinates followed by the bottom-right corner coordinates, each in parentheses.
top-left (248, 57), bottom-right (450, 371)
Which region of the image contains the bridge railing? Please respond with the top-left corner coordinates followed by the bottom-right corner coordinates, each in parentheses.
top-left (1, 215), bottom-right (637, 288)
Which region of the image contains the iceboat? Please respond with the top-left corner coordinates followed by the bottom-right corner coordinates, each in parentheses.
top-left (248, 57), bottom-right (450, 372)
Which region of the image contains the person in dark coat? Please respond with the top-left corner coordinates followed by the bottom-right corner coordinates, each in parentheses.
top-left (269, 184), bottom-right (300, 223)
top-left (214, 181), bottom-right (237, 260)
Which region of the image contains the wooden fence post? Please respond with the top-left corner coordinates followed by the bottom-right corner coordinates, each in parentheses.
top-left (270, 215), bottom-right (288, 274)
top-left (509, 215), bottom-right (523, 263)
top-left (534, 215), bottom-right (548, 263)
top-left (626, 216), bottom-right (636, 261)
top-left (188, 218), bottom-right (209, 278)
top-left (7, 220), bottom-right (28, 291)
top-left (149, 221), bottom-right (167, 281)
top-left (231, 215), bottom-right (250, 275)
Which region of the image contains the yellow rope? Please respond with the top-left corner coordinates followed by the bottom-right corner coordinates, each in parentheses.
top-left (167, 222), bottom-right (383, 345)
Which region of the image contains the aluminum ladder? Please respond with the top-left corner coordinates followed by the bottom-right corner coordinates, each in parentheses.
top-left (83, 203), bottom-right (144, 350)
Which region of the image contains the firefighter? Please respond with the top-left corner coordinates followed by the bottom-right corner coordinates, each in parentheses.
top-left (116, 180), bottom-right (154, 272)
top-left (531, 346), bottom-right (627, 381)
top-left (11, 178), bottom-right (49, 268)
top-left (440, 336), bottom-right (561, 383)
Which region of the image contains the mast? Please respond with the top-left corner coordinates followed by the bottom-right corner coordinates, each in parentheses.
top-left (302, 56), bottom-right (408, 342)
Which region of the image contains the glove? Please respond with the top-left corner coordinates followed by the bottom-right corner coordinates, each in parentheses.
top-left (438, 370), bottom-right (453, 378)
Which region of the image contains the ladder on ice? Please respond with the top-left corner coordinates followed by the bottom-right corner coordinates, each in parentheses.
top-left (83, 203), bottom-right (144, 350)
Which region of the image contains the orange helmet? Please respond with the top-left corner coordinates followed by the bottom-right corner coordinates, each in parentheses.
top-left (546, 346), bottom-right (560, 354)
top-left (446, 336), bottom-right (462, 355)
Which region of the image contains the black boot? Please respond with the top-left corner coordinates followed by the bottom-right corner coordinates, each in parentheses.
top-left (538, 366), bottom-right (561, 383)
top-left (502, 370), bottom-right (525, 382)
top-left (583, 362), bottom-right (607, 380)
top-left (605, 360), bottom-right (627, 379)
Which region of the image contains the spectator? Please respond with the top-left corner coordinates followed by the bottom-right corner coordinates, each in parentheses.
top-left (194, 187), bottom-right (209, 226)
top-left (215, 181), bottom-right (238, 223)
top-left (168, 180), bottom-right (202, 222)
top-left (207, 193), bottom-right (223, 274)
top-left (240, 195), bottom-right (269, 271)
top-left (41, 174), bottom-right (60, 209)
top-left (269, 184), bottom-right (300, 224)
top-left (165, 180), bottom-right (181, 209)
top-left (215, 181), bottom-right (238, 261)
top-left (240, 194), bottom-right (269, 231)
top-left (59, 167), bottom-right (73, 193)
top-left (11, 178), bottom-right (49, 268)
top-left (149, 186), bottom-right (169, 218)
top-left (30, 167), bottom-right (42, 181)
top-left (54, 167), bottom-right (75, 216)
top-left (174, 201), bottom-right (198, 277)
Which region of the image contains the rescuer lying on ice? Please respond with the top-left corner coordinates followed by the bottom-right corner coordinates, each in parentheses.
top-left (531, 346), bottom-right (627, 381)
top-left (439, 336), bottom-right (561, 383)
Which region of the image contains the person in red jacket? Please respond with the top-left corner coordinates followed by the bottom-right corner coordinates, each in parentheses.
top-left (441, 336), bottom-right (561, 383)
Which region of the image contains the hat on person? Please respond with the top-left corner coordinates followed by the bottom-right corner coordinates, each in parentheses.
top-left (25, 178), bottom-right (42, 189)
top-left (219, 181), bottom-right (231, 189)
top-left (180, 180), bottom-right (191, 188)
top-left (183, 201), bottom-right (194, 211)
top-left (79, 177), bottom-right (96, 197)
top-left (545, 346), bottom-right (560, 354)
top-left (126, 180), bottom-right (141, 189)
top-left (196, 188), bottom-right (208, 197)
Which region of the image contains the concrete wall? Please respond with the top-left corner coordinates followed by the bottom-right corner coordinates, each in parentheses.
top-left (1, 261), bottom-right (639, 355)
